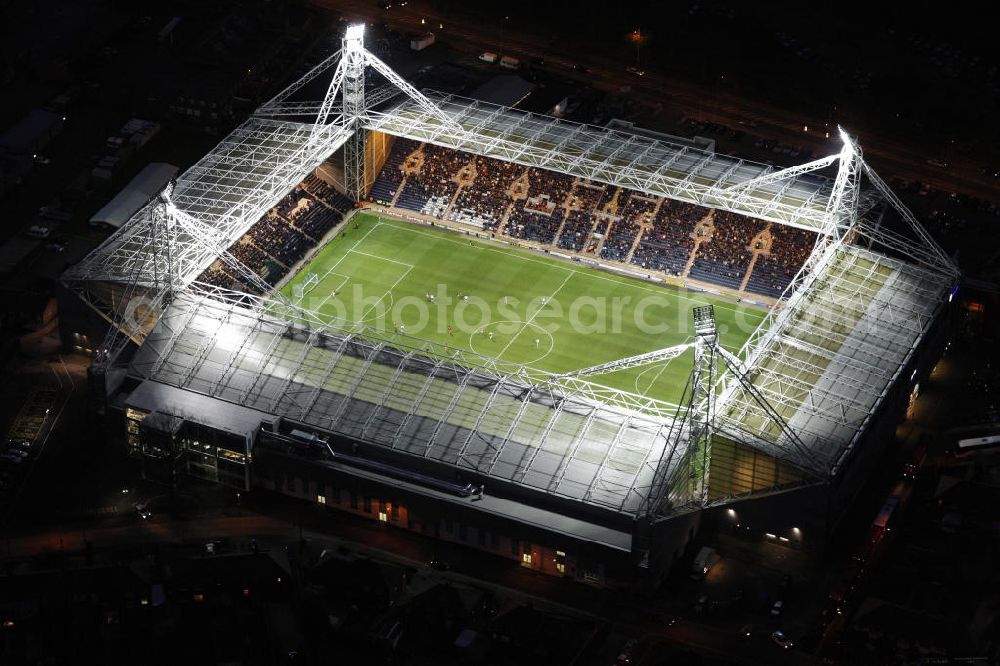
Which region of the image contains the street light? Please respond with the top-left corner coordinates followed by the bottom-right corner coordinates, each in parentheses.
top-left (627, 28), bottom-right (648, 67)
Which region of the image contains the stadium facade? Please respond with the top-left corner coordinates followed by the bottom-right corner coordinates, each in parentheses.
top-left (61, 25), bottom-right (958, 588)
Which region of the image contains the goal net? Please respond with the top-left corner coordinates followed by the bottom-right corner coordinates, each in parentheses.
top-left (294, 272), bottom-right (319, 302)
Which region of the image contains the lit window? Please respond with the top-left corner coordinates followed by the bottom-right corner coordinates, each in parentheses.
top-left (522, 552), bottom-right (532, 565)
top-left (193, 593), bottom-right (204, 602)
top-left (378, 510), bottom-right (388, 522)
top-left (556, 562), bottom-right (565, 574)
top-left (317, 495), bottom-right (326, 504)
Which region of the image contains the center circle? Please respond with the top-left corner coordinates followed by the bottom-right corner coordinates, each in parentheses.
top-left (468, 320), bottom-right (555, 365)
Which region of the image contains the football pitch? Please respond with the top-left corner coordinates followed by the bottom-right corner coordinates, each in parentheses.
top-left (279, 213), bottom-right (768, 405)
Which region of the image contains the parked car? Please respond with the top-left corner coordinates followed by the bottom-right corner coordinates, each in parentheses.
top-left (770, 630), bottom-right (794, 649)
top-left (134, 502), bottom-right (151, 520)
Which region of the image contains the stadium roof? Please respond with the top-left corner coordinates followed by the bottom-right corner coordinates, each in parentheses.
top-left (65, 118), bottom-right (352, 286)
top-left (714, 244), bottom-right (949, 476)
top-left (365, 91), bottom-right (837, 234)
top-left (128, 287), bottom-right (682, 516)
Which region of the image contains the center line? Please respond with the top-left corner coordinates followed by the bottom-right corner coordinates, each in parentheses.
top-left (495, 272), bottom-right (574, 361)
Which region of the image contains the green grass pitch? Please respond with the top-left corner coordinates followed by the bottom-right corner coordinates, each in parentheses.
top-left (280, 213), bottom-right (768, 405)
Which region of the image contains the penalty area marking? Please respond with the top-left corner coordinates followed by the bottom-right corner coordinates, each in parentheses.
top-left (311, 273), bottom-right (351, 311)
top-left (348, 249), bottom-right (414, 267)
top-left (352, 263), bottom-right (414, 331)
top-left (293, 221), bottom-right (384, 303)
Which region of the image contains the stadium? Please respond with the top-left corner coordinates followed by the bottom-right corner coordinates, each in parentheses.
top-left (61, 25), bottom-right (958, 587)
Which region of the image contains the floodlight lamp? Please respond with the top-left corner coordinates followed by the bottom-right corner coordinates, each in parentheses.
top-left (837, 126), bottom-right (854, 154)
top-left (346, 23), bottom-right (365, 41)
top-left (692, 305), bottom-right (717, 339)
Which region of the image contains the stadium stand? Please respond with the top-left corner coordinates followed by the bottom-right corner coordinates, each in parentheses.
top-left (197, 171), bottom-right (354, 293)
top-left (629, 198), bottom-right (707, 277)
top-left (688, 210), bottom-right (764, 291)
top-left (745, 224), bottom-right (818, 298)
top-left (599, 193), bottom-right (657, 262)
top-left (368, 137), bottom-right (420, 205)
top-left (366, 139), bottom-right (819, 299)
top-left (448, 156), bottom-right (521, 229)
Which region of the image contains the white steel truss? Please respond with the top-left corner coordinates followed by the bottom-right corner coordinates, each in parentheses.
top-left (556, 342), bottom-right (694, 379)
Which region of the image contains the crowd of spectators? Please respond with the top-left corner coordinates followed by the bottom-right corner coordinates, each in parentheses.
top-left (557, 210), bottom-right (595, 251)
top-left (555, 186), bottom-right (606, 251)
top-left (368, 137), bottom-right (420, 205)
top-left (198, 169), bottom-right (352, 293)
top-left (369, 141), bottom-right (819, 299)
top-left (448, 156), bottom-right (521, 229)
top-left (503, 168), bottom-right (574, 244)
top-left (746, 224), bottom-right (818, 297)
top-left (396, 143), bottom-right (464, 214)
top-left (631, 199), bottom-right (708, 276)
top-left (689, 210), bottom-right (765, 290)
top-left (599, 194), bottom-right (657, 262)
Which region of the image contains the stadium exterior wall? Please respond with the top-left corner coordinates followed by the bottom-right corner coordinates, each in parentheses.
top-left (100, 289), bottom-right (952, 588)
top-left (255, 445), bottom-right (647, 588)
top-left (110, 377), bottom-right (700, 590)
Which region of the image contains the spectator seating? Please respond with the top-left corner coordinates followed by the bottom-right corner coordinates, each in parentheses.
top-left (367, 141), bottom-right (819, 299)
top-left (600, 193), bottom-right (657, 262)
top-left (745, 225), bottom-right (817, 298)
top-left (631, 199), bottom-right (708, 276)
top-left (688, 211), bottom-right (765, 291)
top-left (368, 137), bottom-right (420, 204)
top-left (196, 169), bottom-right (352, 293)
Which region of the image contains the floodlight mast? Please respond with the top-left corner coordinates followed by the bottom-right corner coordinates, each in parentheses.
top-left (310, 23), bottom-right (463, 201)
top-left (92, 187), bottom-right (180, 370)
top-left (341, 24), bottom-right (368, 201)
top-left (687, 306), bottom-right (718, 506)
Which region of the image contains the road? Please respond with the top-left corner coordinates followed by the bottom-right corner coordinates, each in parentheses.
top-left (0, 485), bottom-right (821, 665)
top-left (319, 0), bottom-right (1000, 204)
